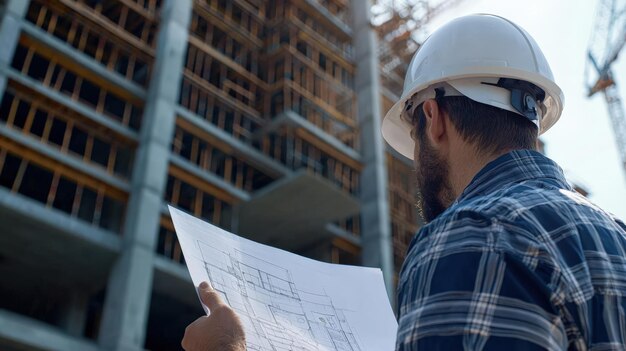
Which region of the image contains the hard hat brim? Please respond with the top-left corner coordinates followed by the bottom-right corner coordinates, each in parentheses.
top-left (382, 67), bottom-right (564, 160)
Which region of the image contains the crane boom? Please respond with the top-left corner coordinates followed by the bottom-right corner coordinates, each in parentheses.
top-left (603, 79), bottom-right (626, 172)
top-left (586, 0), bottom-right (626, 180)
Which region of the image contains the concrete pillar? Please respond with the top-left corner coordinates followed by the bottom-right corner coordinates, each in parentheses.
top-left (351, 1), bottom-right (395, 303)
top-left (0, 0), bottom-right (30, 104)
top-left (97, 0), bottom-right (192, 350)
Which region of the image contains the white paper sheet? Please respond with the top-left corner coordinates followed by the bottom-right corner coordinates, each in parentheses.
top-left (168, 206), bottom-right (398, 351)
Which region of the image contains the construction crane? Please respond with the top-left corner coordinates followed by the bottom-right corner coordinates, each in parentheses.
top-left (586, 0), bottom-right (626, 180)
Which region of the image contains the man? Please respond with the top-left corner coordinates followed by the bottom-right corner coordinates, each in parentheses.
top-left (182, 14), bottom-right (626, 350)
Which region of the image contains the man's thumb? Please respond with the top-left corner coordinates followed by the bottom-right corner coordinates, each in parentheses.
top-left (198, 281), bottom-right (224, 310)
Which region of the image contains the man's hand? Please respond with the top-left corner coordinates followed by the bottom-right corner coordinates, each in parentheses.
top-left (181, 282), bottom-right (246, 351)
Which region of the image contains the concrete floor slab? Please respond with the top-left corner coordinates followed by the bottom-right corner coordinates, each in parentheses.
top-left (238, 170), bottom-right (360, 250)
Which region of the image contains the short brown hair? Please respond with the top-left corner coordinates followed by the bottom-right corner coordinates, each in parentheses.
top-left (411, 96), bottom-right (538, 154)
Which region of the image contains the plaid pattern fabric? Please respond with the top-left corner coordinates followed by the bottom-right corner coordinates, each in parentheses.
top-left (396, 150), bottom-right (626, 350)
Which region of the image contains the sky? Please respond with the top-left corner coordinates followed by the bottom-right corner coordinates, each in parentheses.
top-left (419, 0), bottom-right (626, 219)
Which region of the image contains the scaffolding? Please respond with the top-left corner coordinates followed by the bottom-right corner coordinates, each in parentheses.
top-left (0, 0), bottom-right (457, 349)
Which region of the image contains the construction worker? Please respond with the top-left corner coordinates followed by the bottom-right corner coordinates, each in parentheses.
top-left (182, 14), bottom-right (626, 350)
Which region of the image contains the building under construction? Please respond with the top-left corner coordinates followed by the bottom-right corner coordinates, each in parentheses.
top-left (0, 0), bottom-right (425, 350)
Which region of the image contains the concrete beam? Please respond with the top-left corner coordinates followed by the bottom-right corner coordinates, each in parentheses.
top-left (0, 187), bottom-right (122, 253)
top-left (176, 105), bottom-right (291, 178)
top-left (351, 0), bottom-right (395, 302)
top-left (170, 154), bottom-right (251, 201)
top-left (238, 170), bottom-right (360, 250)
top-left (301, 0), bottom-right (352, 39)
top-left (153, 256), bottom-right (191, 283)
top-left (0, 125), bottom-right (131, 192)
top-left (0, 308), bottom-right (99, 351)
top-left (0, 188), bottom-right (121, 300)
top-left (20, 20), bottom-right (147, 101)
top-left (257, 110), bottom-right (362, 162)
top-left (97, 1), bottom-right (192, 350)
top-left (0, 0), bottom-right (29, 105)
top-left (0, 65), bottom-right (140, 141)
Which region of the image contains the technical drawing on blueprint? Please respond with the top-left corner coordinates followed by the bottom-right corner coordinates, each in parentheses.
top-left (168, 206), bottom-right (398, 351)
top-left (200, 241), bottom-right (360, 351)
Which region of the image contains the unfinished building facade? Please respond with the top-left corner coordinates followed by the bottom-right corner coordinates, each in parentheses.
top-left (0, 0), bottom-right (421, 350)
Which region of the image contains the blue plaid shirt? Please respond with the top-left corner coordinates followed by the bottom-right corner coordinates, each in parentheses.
top-left (396, 150), bottom-right (626, 350)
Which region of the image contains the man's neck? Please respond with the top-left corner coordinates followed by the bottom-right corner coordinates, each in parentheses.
top-left (448, 147), bottom-right (515, 201)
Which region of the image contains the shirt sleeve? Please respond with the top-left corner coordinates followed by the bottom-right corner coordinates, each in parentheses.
top-left (395, 214), bottom-right (568, 351)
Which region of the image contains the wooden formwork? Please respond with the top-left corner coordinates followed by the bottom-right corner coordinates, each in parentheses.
top-left (0, 0), bottom-right (367, 266)
top-left (263, 0), bottom-right (358, 149)
top-left (0, 138), bottom-right (128, 233)
top-left (0, 0), bottom-right (162, 234)
top-left (157, 0), bottom-right (363, 262)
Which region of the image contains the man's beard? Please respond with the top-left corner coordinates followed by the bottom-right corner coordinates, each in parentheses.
top-left (415, 137), bottom-right (455, 223)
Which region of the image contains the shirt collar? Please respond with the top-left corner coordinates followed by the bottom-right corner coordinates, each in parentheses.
top-left (454, 149), bottom-right (572, 205)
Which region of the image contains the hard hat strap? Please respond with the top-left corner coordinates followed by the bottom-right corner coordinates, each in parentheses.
top-left (482, 78), bottom-right (546, 122)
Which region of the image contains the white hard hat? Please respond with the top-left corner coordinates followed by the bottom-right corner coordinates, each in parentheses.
top-left (382, 14), bottom-right (564, 160)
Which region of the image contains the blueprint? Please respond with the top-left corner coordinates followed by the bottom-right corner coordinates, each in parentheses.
top-left (169, 206), bottom-right (397, 351)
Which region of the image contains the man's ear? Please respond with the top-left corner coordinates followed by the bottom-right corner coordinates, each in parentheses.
top-left (422, 99), bottom-right (447, 147)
